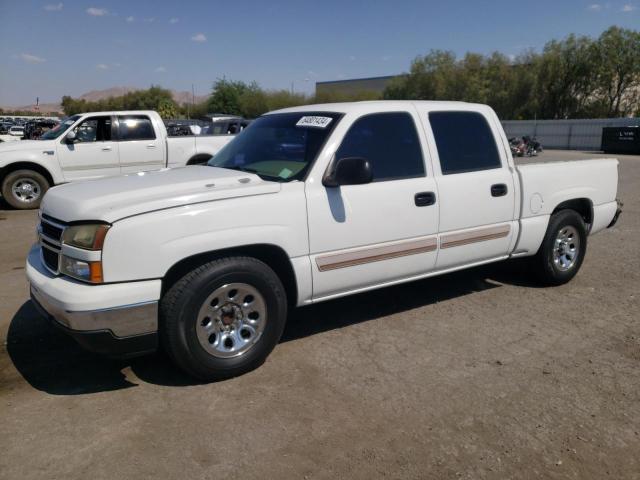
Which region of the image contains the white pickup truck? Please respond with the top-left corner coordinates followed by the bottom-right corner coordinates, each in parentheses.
top-left (0, 110), bottom-right (235, 209)
top-left (26, 101), bottom-right (622, 381)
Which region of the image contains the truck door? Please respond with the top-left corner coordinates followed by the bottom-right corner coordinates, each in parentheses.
top-left (116, 114), bottom-right (166, 174)
top-left (56, 115), bottom-right (120, 181)
top-left (425, 109), bottom-right (517, 270)
top-left (306, 108), bottom-right (440, 300)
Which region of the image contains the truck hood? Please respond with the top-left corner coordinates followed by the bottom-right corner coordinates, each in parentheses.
top-left (41, 166), bottom-right (281, 223)
top-left (0, 139), bottom-right (55, 153)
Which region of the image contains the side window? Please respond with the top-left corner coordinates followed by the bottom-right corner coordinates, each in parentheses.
top-left (118, 115), bottom-right (156, 141)
top-left (429, 111), bottom-right (501, 175)
top-left (335, 112), bottom-right (424, 182)
top-left (73, 116), bottom-right (112, 142)
top-left (210, 123), bottom-right (227, 135)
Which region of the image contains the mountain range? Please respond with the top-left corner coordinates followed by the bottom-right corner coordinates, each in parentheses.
top-left (3, 87), bottom-right (209, 113)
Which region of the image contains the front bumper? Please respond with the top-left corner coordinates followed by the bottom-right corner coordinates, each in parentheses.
top-left (26, 244), bottom-right (161, 357)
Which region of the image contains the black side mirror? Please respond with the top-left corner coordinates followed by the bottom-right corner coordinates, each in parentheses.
top-left (323, 157), bottom-right (373, 187)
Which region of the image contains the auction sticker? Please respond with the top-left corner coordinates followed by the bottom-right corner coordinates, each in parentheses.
top-left (296, 116), bottom-right (333, 128)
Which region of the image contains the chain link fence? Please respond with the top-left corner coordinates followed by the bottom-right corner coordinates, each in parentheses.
top-left (502, 118), bottom-right (640, 151)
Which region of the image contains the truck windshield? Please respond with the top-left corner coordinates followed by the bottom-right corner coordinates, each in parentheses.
top-left (40, 115), bottom-right (81, 140)
top-left (207, 112), bottom-right (341, 181)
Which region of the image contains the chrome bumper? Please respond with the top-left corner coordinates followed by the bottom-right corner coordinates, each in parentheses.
top-left (30, 284), bottom-right (158, 338)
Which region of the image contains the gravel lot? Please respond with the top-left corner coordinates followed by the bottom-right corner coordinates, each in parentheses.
top-left (1, 150), bottom-right (638, 479)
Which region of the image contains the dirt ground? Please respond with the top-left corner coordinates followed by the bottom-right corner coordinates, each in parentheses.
top-left (1, 150), bottom-right (638, 479)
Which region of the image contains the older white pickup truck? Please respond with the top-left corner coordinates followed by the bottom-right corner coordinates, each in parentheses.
top-left (0, 110), bottom-right (235, 209)
top-left (26, 101), bottom-right (622, 381)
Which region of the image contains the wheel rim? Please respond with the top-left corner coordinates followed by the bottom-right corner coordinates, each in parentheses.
top-left (11, 178), bottom-right (41, 204)
top-left (553, 225), bottom-right (580, 271)
top-left (195, 283), bottom-right (267, 358)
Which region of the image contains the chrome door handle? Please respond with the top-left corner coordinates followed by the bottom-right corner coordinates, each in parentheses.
top-left (101, 146), bottom-right (112, 151)
top-left (146, 144), bottom-right (157, 149)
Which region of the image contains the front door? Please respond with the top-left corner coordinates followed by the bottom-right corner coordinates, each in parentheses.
top-left (306, 109), bottom-right (440, 300)
top-left (56, 115), bottom-right (120, 181)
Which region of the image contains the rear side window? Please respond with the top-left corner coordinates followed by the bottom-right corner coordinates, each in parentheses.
top-left (429, 111), bottom-right (501, 174)
top-left (336, 112), bottom-right (424, 182)
top-left (118, 115), bottom-right (156, 141)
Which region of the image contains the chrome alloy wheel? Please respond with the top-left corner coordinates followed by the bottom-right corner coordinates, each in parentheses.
top-left (196, 283), bottom-right (267, 358)
top-left (11, 178), bottom-right (41, 204)
top-left (553, 225), bottom-right (580, 271)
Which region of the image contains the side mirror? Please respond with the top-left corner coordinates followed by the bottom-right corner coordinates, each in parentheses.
top-left (65, 131), bottom-right (77, 143)
top-left (323, 157), bottom-right (373, 187)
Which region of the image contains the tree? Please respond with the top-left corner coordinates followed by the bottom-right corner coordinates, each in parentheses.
top-left (207, 79), bottom-right (252, 115)
top-left (157, 98), bottom-right (178, 119)
top-left (383, 26), bottom-right (640, 119)
top-left (592, 26), bottom-right (640, 117)
top-left (61, 86), bottom-right (177, 115)
top-left (534, 34), bottom-right (595, 119)
top-left (238, 85), bottom-right (269, 118)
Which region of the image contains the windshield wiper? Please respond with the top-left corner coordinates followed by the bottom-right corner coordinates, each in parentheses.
top-left (222, 166), bottom-right (281, 181)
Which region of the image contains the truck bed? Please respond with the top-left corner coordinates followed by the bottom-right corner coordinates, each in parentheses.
top-left (512, 158), bottom-right (619, 255)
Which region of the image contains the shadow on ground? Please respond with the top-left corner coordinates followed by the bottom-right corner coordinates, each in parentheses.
top-left (6, 259), bottom-right (536, 395)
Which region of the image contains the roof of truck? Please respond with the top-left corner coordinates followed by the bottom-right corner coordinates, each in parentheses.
top-left (67, 110), bottom-right (161, 117)
top-left (271, 100), bottom-right (491, 116)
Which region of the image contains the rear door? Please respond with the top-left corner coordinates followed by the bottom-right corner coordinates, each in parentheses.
top-left (116, 114), bottom-right (166, 174)
top-left (56, 115), bottom-right (120, 181)
top-left (425, 108), bottom-right (517, 269)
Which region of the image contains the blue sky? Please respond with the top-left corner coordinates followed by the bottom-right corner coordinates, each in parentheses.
top-left (0, 0), bottom-right (638, 106)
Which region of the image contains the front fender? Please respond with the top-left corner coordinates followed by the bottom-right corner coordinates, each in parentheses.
top-left (101, 183), bottom-right (309, 283)
top-left (0, 145), bottom-right (64, 183)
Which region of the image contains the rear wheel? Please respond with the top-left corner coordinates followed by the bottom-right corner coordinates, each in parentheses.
top-left (160, 256), bottom-right (287, 381)
top-left (531, 210), bottom-right (587, 286)
top-left (1, 169), bottom-right (49, 210)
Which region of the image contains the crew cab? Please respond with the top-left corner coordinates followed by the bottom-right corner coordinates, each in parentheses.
top-left (0, 110), bottom-right (235, 209)
top-left (26, 101), bottom-right (622, 381)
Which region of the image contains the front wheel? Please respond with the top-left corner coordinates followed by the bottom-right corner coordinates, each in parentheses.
top-left (1, 169), bottom-right (50, 209)
top-left (531, 210), bottom-right (588, 286)
top-left (160, 257), bottom-right (287, 381)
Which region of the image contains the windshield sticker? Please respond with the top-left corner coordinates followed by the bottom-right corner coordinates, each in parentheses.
top-left (278, 168), bottom-right (293, 179)
top-left (296, 116), bottom-right (333, 129)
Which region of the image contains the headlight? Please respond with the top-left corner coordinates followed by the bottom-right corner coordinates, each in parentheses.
top-left (60, 256), bottom-right (104, 283)
top-left (60, 223), bottom-right (110, 283)
top-left (62, 224), bottom-right (110, 250)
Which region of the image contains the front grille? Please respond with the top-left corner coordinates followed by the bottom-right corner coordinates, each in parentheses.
top-left (38, 215), bottom-right (67, 274)
top-left (40, 221), bottom-right (63, 242)
top-left (42, 246), bottom-right (59, 271)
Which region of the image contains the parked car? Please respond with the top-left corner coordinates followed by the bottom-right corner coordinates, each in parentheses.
top-left (8, 126), bottom-right (25, 137)
top-left (200, 115), bottom-right (251, 135)
top-left (0, 110), bottom-right (237, 209)
top-left (27, 101), bottom-right (622, 381)
top-left (23, 119), bottom-right (59, 140)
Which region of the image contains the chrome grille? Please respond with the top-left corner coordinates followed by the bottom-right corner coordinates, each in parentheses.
top-left (38, 215), bottom-right (67, 274)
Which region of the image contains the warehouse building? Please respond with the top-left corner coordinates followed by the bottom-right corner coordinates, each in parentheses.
top-left (315, 75), bottom-right (400, 96)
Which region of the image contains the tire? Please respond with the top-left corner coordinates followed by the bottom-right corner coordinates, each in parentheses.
top-left (160, 256), bottom-right (287, 381)
top-left (187, 155), bottom-right (212, 166)
top-left (1, 169), bottom-right (49, 210)
top-left (531, 210), bottom-right (587, 286)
